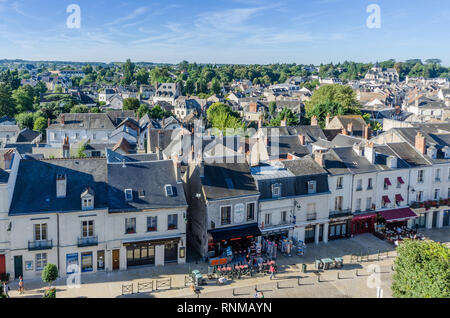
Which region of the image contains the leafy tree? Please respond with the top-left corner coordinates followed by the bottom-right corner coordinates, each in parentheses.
top-left (123, 98), bottom-right (140, 111)
top-left (149, 104), bottom-right (171, 119)
top-left (211, 78), bottom-right (221, 95)
top-left (12, 85), bottom-right (35, 113)
top-left (305, 84), bottom-right (360, 116)
top-left (206, 102), bottom-right (245, 133)
top-left (70, 105), bottom-right (89, 113)
top-left (269, 107), bottom-right (300, 126)
top-left (135, 68), bottom-right (149, 85)
top-left (90, 107), bottom-right (100, 113)
top-left (15, 112), bottom-right (34, 129)
top-left (33, 116), bottom-right (48, 134)
top-left (42, 263), bottom-right (58, 286)
top-left (268, 101), bottom-right (277, 115)
top-left (54, 85), bottom-right (63, 93)
top-left (0, 84), bottom-right (16, 117)
top-left (137, 104), bottom-right (149, 118)
top-left (392, 240), bottom-right (449, 298)
top-left (0, 70), bottom-right (20, 90)
top-left (122, 59), bottom-right (135, 85)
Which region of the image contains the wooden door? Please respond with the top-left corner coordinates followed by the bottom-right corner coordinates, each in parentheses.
top-left (112, 250), bottom-right (120, 270)
top-left (0, 254), bottom-right (5, 275)
top-left (14, 256), bottom-right (23, 278)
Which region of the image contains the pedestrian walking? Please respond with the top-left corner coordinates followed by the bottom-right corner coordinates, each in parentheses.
top-left (269, 264), bottom-right (276, 280)
top-left (18, 276), bottom-right (24, 295)
top-left (3, 282), bottom-right (9, 298)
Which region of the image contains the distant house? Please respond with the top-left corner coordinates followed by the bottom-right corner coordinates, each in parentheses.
top-left (153, 83), bottom-right (181, 106)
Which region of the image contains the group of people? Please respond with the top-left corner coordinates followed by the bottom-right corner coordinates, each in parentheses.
top-left (1, 275), bottom-right (24, 298)
top-left (377, 225), bottom-right (424, 246)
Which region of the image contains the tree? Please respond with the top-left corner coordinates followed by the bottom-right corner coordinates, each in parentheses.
top-left (149, 104), bottom-right (165, 119)
top-left (137, 104), bottom-right (149, 118)
top-left (70, 105), bottom-right (89, 113)
top-left (0, 84), bottom-right (16, 117)
top-left (15, 112), bottom-right (34, 129)
top-left (135, 68), bottom-right (149, 85)
top-left (122, 59), bottom-right (136, 85)
top-left (268, 101), bottom-right (277, 116)
top-left (12, 85), bottom-right (35, 113)
top-left (33, 116), bottom-right (48, 134)
top-left (211, 78), bottom-right (221, 95)
top-left (123, 98), bottom-right (140, 111)
top-left (392, 240), bottom-right (449, 298)
top-left (206, 102), bottom-right (245, 134)
top-left (42, 263), bottom-right (58, 286)
top-left (269, 107), bottom-right (300, 126)
top-left (305, 84), bottom-right (360, 116)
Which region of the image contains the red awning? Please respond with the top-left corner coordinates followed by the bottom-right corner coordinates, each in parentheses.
top-left (395, 194), bottom-right (404, 202)
top-left (384, 178), bottom-right (392, 186)
top-left (382, 195), bottom-right (391, 204)
top-left (397, 177), bottom-right (405, 184)
top-left (352, 213), bottom-right (377, 221)
top-left (379, 208), bottom-right (418, 223)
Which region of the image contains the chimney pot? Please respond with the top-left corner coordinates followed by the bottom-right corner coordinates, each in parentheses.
top-left (364, 125), bottom-right (371, 140)
top-left (415, 132), bottom-right (426, 155)
top-left (60, 114), bottom-right (65, 125)
top-left (298, 135), bottom-right (305, 145)
top-left (314, 151), bottom-right (325, 167)
top-left (310, 116), bottom-right (318, 126)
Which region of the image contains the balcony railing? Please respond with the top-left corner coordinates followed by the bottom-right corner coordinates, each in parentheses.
top-left (28, 239), bottom-right (53, 251)
top-left (329, 209), bottom-right (352, 218)
top-left (77, 236), bottom-right (98, 247)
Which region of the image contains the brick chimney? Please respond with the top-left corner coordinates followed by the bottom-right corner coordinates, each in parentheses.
top-left (325, 113), bottom-right (331, 127)
top-left (3, 149), bottom-right (14, 170)
top-left (47, 118), bottom-right (51, 128)
top-left (364, 125), bottom-right (371, 140)
top-left (60, 114), bottom-right (65, 125)
top-left (310, 116), bottom-right (318, 126)
top-left (314, 151), bottom-right (325, 167)
top-left (415, 132), bottom-right (426, 154)
top-left (298, 135), bottom-right (305, 145)
top-left (341, 128), bottom-right (348, 136)
top-left (249, 102), bottom-right (257, 113)
top-left (62, 136), bottom-right (70, 158)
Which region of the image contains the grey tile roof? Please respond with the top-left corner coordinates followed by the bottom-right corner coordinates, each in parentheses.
top-left (202, 162), bottom-right (259, 200)
top-left (48, 113), bottom-right (116, 130)
top-left (107, 160), bottom-right (187, 211)
top-left (16, 128), bottom-right (40, 143)
top-left (9, 158), bottom-right (108, 215)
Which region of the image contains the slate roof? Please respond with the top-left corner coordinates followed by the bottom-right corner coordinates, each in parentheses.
top-left (16, 128), bottom-right (40, 143)
top-left (267, 135), bottom-right (310, 158)
top-left (261, 125), bottom-right (326, 143)
top-left (107, 160), bottom-right (187, 211)
top-left (331, 134), bottom-right (365, 148)
top-left (48, 113), bottom-right (116, 130)
top-left (201, 162), bottom-right (259, 200)
top-left (9, 158), bottom-right (108, 215)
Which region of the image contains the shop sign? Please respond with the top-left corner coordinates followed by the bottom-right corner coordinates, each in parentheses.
top-left (234, 203), bottom-right (245, 223)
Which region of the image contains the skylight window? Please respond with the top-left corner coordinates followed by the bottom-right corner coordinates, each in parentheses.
top-left (124, 189), bottom-right (133, 201)
top-left (165, 185), bottom-right (173, 197)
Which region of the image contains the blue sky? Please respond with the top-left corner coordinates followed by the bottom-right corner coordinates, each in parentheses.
top-left (0, 0), bottom-right (449, 65)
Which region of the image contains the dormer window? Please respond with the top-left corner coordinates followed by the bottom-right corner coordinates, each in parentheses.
top-left (271, 183), bottom-right (281, 198)
top-left (125, 189), bottom-right (133, 201)
top-left (165, 185), bottom-right (173, 197)
top-left (81, 187), bottom-right (94, 211)
top-left (138, 190), bottom-right (145, 198)
top-left (307, 181), bottom-right (317, 194)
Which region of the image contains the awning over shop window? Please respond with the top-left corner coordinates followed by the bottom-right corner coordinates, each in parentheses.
top-left (397, 177), bottom-right (405, 184)
top-left (209, 223), bottom-right (261, 242)
top-left (384, 178), bottom-right (392, 186)
top-left (379, 208), bottom-right (418, 223)
top-left (382, 195), bottom-right (391, 204)
top-left (395, 194), bottom-right (404, 202)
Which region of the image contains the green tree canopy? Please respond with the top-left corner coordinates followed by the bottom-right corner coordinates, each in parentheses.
top-left (392, 240), bottom-right (449, 298)
top-left (15, 112), bottom-right (34, 129)
top-left (0, 84), bottom-right (15, 117)
top-left (305, 84), bottom-right (360, 116)
top-left (33, 116), bottom-right (48, 134)
top-left (269, 107), bottom-right (299, 126)
top-left (42, 263), bottom-right (58, 286)
top-left (123, 98), bottom-right (140, 111)
top-left (12, 85), bottom-right (35, 113)
top-left (206, 102), bottom-right (245, 134)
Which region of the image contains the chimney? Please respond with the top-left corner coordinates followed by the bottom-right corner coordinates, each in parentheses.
top-left (298, 135), bottom-right (305, 145)
top-left (56, 174), bottom-right (67, 198)
top-left (173, 156), bottom-right (181, 182)
top-left (325, 113), bottom-right (331, 127)
top-left (341, 128), bottom-right (348, 136)
top-left (364, 142), bottom-right (375, 164)
top-left (249, 102), bottom-right (257, 113)
top-left (415, 132), bottom-right (426, 154)
top-left (347, 122), bottom-right (353, 136)
top-left (60, 114), bottom-right (65, 125)
top-left (314, 151), bottom-right (325, 167)
top-left (62, 136), bottom-right (70, 158)
top-left (47, 118), bottom-right (51, 128)
top-left (258, 115), bottom-right (263, 129)
top-left (280, 117), bottom-right (287, 127)
top-left (310, 116), bottom-right (318, 126)
top-left (364, 125), bottom-right (371, 140)
top-left (3, 149), bottom-right (13, 170)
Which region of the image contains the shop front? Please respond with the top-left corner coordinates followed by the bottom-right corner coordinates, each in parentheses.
top-left (377, 208), bottom-right (418, 229)
top-left (124, 237), bottom-right (181, 267)
top-left (260, 225), bottom-right (294, 244)
top-left (351, 213), bottom-right (376, 235)
top-left (207, 223), bottom-right (261, 260)
top-left (328, 217), bottom-right (351, 241)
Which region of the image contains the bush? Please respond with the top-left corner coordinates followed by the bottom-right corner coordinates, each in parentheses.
top-left (392, 240), bottom-right (449, 298)
top-left (0, 273), bottom-right (10, 283)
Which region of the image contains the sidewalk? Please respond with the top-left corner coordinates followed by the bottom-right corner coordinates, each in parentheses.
top-left (6, 233), bottom-right (403, 298)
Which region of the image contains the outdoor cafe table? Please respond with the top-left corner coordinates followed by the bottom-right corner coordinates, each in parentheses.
top-left (321, 258), bottom-right (334, 270)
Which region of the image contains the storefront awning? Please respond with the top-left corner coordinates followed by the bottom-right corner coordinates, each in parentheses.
top-left (209, 223), bottom-right (261, 242)
top-left (395, 194), bottom-right (404, 202)
top-left (397, 177), bottom-right (405, 184)
top-left (384, 178), bottom-right (392, 186)
top-left (352, 213), bottom-right (377, 221)
top-left (379, 208), bottom-right (418, 223)
top-left (382, 195), bottom-right (391, 204)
